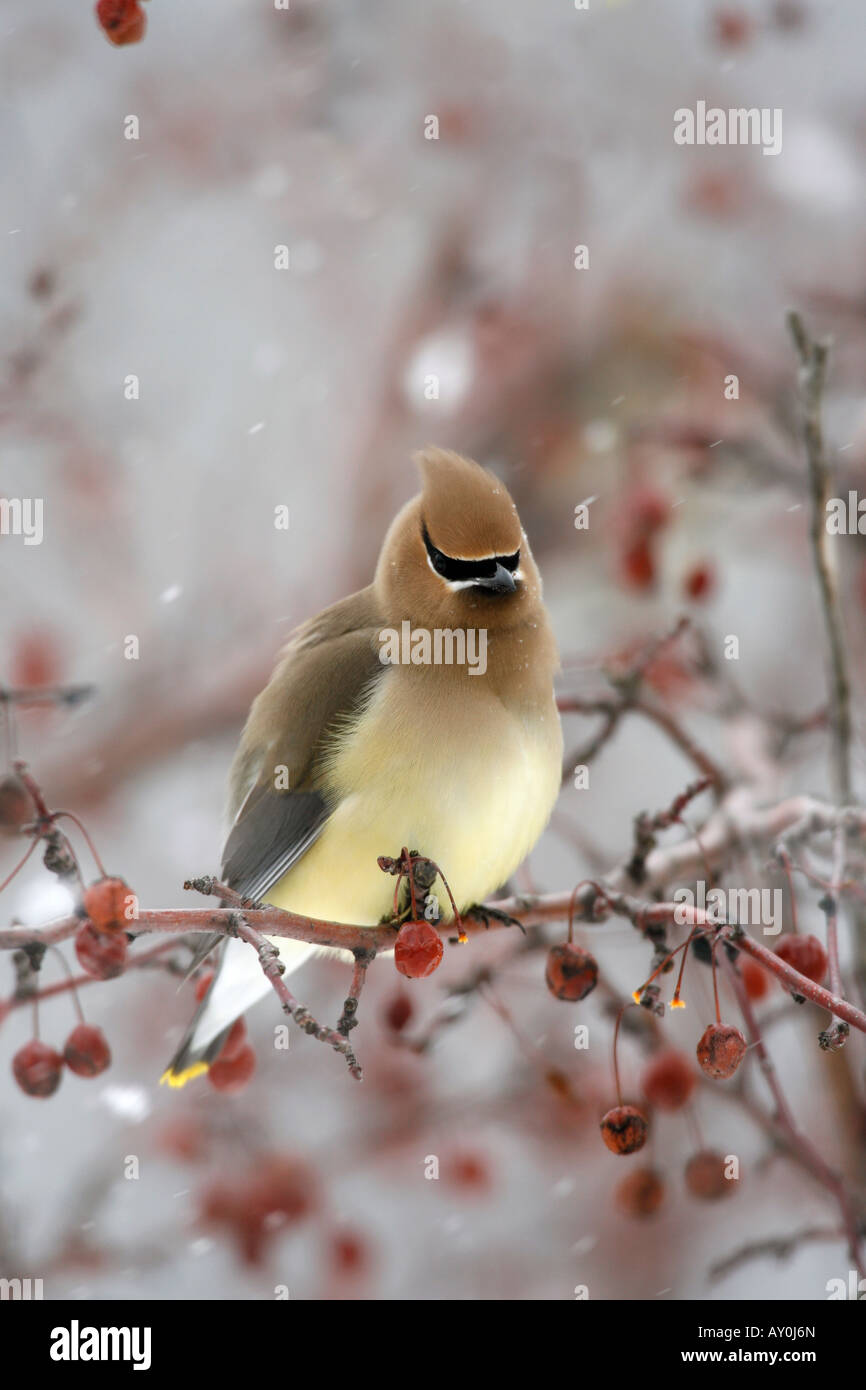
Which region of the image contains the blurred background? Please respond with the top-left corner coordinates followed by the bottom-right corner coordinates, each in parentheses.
top-left (1, 0), bottom-right (865, 1301)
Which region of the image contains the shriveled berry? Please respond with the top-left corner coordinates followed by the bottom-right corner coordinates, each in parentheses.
top-left (383, 990), bottom-right (414, 1032)
top-left (641, 1050), bottom-right (696, 1111)
top-left (82, 877), bottom-right (131, 932)
top-left (600, 1104), bottom-right (648, 1155)
top-left (696, 1023), bottom-right (747, 1080)
top-left (63, 1023), bottom-right (111, 1077)
top-left (13, 1039), bottom-right (64, 1097)
top-left (96, 0), bottom-right (146, 45)
top-left (394, 920), bottom-right (443, 979)
top-left (775, 934), bottom-right (828, 986)
top-left (545, 943), bottom-right (598, 1002)
top-left (616, 1167), bottom-right (666, 1218)
top-left (208, 1044), bottom-right (256, 1094)
top-left (75, 921), bottom-right (128, 979)
top-left (685, 1150), bottom-right (736, 1200)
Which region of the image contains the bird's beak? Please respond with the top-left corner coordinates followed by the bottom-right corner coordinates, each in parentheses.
top-left (474, 564), bottom-right (517, 595)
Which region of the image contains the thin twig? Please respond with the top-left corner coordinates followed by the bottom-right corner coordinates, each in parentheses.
top-left (787, 310), bottom-right (853, 805)
top-left (230, 912), bottom-right (363, 1081)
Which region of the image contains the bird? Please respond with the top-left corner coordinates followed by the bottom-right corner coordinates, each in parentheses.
top-left (161, 447), bottom-right (563, 1086)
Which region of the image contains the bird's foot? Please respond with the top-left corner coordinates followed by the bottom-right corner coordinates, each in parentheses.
top-left (466, 903), bottom-right (526, 934)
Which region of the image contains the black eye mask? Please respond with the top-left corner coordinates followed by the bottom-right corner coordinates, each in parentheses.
top-left (422, 523), bottom-right (519, 583)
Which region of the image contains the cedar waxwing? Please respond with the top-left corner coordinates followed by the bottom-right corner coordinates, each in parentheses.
top-left (162, 448), bottom-right (562, 1086)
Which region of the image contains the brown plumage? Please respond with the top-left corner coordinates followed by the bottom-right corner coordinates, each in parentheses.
top-left (162, 447), bottom-right (562, 1086)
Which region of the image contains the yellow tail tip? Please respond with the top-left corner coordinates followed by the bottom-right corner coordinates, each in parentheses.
top-left (159, 1061), bottom-right (209, 1089)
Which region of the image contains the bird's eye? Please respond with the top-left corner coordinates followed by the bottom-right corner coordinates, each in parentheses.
top-left (421, 524), bottom-right (519, 584)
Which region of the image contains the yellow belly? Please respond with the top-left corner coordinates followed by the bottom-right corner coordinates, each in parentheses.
top-left (265, 676), bottom-right (562, 926)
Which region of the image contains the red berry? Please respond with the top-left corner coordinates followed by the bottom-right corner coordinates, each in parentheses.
top-left (0, 774), bottom-right (31, 836)
top-left (202, 1156), bottom-right (318, 1265)
top-left (712, 9), bottom-right (753, 47)
top-left (616, 1167), bottom-right (666, 1218)
top-left (96, 0), bottom-right (146, 45)
top-left (330, 1229), bottom-right (369, 1275)
top-left (12, 1040), bottom-right (64, 1097)
top-left (200, 1179), bottom-right (242, 1225)
top-left (774, 934), bottom-right (828, 986)
top-left (446, 1151), bottom-right (492, 1192)
top-left (696, 1023), bottom-right (747, 1080)
top-left (685, 171), bottom-right (744, 219)
top-left (683, 562), bottom-right (715, 602)
top-left (199, 1182), bottom-right (266, 1266)
top-left (252, 1155), bottom-right (318, 1223)
top-left (740, 957), bottom-right (769, 1001)
top-left (208, 1044), bottom-right (256, 1093)
top-left (545, 943), bottom-right (598, 1002)
top-left (383, 990), bottom-right (414, 1032)
top-left (630, 489), bottom-right (669, 535)
top-left (641, 1050), bottom-right (696, 1111)
top-left (157, 1116), bottom-right (205, 1162)
top-left (194, 970), bottom-right (214, 1003)
top-left (621, 538), bottom-right (656, 591)
top-left (63, 1023), bottom-right (111, 1077)
top-left (75, 921), bottom-right (128, 979)
top-left (600, 1104), bottom-right (648, 1155)
top-left (545, 1068), bottom-right (578, 1104)
top-left (82, 877), bottom-right (132, 932)
top-left (12, 628), bottom-right (63, 689)
top-left (219, 1017), bottom-right (247, 1062)
top-left (684, 1150), bottom-right (736, 1201)
top-left (394, 920), bottom-right (443, 979)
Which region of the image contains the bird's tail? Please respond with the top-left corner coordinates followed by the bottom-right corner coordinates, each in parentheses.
top-left (160, 935), bottom-right (318, 1088)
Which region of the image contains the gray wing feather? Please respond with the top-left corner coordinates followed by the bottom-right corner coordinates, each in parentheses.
top-left (220, 784), bottom-right (330, 903)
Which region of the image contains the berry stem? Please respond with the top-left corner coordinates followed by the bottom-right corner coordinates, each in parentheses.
top-left (53, 812), bottom-right (108, 879)
top-left (632, 931), bottom-right (696, 1005)
top-left (671, 929), bottom-right (696, 1009)
top-left (48, 945), bottom-right (86, 1023)
top-left (710, 935), bottom-right (722, 1025)
top-left (612, 1003), bottom-right (628, 1107)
